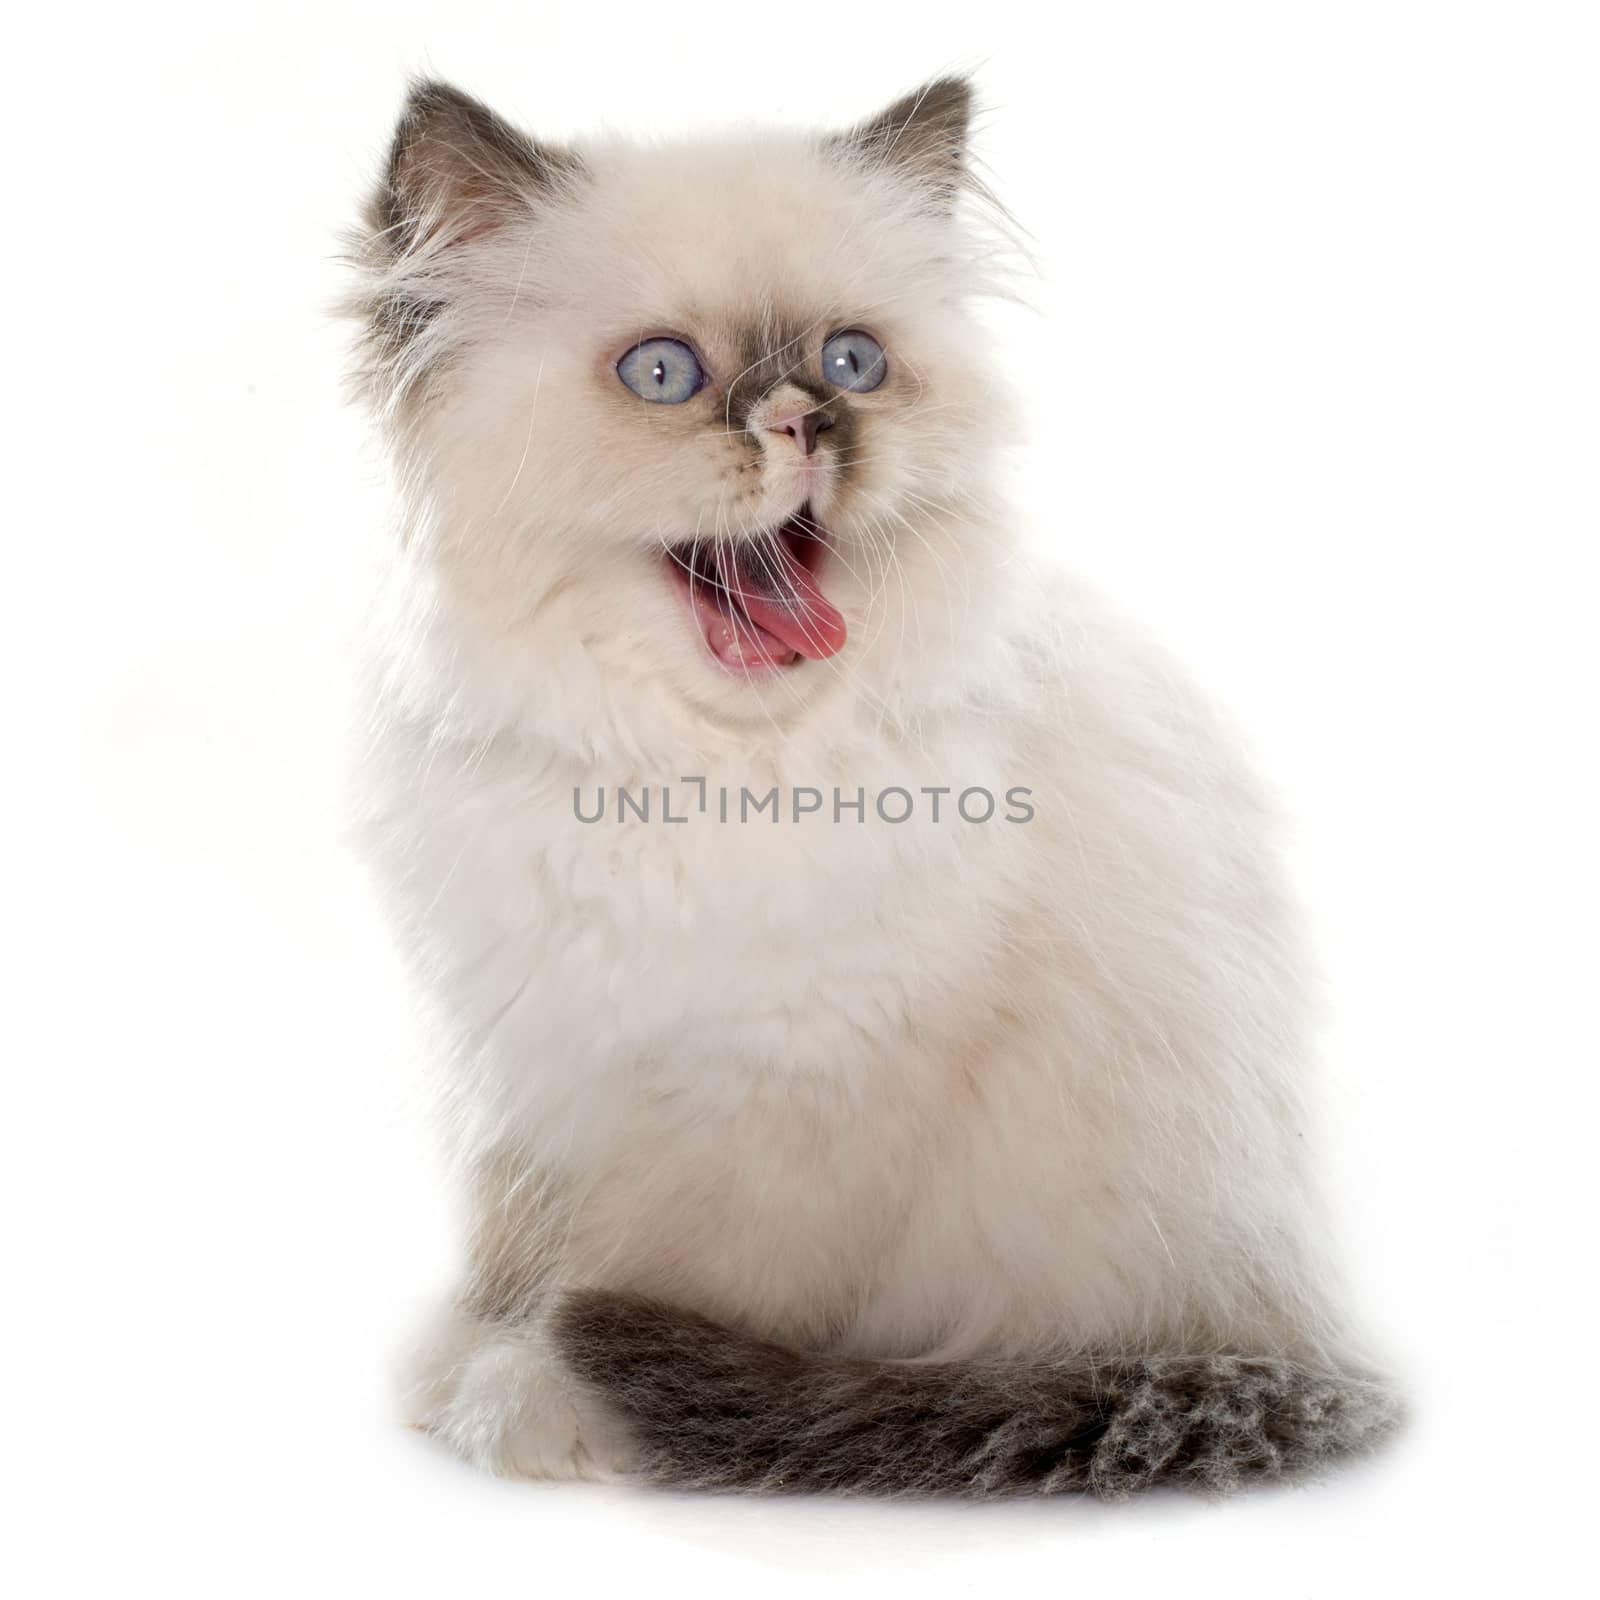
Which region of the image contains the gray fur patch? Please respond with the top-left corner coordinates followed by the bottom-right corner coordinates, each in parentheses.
top-left (348, 79), bottom-right (584, 412)
top-left (554, 1290), bottom-right (1404, 1499)
top-left (828, 77), bottom-right (974, 205)
top-left (720, 325), bottom-right (860, 487)
top-left (369, 78), bottom-right (581, 257)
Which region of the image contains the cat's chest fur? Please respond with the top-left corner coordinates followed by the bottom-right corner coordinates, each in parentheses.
top-left (373, 718), bottom-right (1036, 1166)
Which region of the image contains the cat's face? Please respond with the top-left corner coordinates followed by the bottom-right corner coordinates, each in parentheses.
top-left (351, 79), bottom-right (1009, 727)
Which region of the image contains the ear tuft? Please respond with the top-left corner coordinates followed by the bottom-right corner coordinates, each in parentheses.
top-left (369, 78), bottom-right (580, 256)
top-left (830, 77), bottom-right (975, 201)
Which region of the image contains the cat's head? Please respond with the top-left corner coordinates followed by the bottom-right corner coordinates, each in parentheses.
top-left (348, 77), bottom-right (1015, 736)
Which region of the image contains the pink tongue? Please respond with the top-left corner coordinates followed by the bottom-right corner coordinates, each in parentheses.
top-left (715, 531), bottom-right (847, 660)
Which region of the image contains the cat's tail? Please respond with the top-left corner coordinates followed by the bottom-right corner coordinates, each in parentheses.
top-left (553, 1289), bottom-right (1403, 1499)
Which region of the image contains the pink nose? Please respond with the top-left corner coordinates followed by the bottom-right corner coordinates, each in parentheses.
top-left (766, 408), bottom-right (834, 457)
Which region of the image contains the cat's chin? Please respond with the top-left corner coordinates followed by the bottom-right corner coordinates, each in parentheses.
top-left (663, 503), bottom-right (848, 679)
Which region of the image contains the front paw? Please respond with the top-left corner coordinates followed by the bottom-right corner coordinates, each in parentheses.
top-left (400, 1303), bottom-right (634, 1482)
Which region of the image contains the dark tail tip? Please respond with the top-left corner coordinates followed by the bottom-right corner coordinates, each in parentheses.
top-left (555, 1289), bottom-right (1403, 1499)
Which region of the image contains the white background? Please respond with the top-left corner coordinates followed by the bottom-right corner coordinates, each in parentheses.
top-left (6, 2), bottom-right (1596, 1594)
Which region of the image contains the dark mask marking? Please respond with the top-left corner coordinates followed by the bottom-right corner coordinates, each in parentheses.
top-left (718, 322), bottom-right (862, 491)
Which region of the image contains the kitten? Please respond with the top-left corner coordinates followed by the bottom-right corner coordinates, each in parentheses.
top-left (345, 76), bottom-right (1401, 1496)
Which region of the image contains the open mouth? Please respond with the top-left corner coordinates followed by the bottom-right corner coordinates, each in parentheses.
top-left (664, 504), bottom-right (848, 674)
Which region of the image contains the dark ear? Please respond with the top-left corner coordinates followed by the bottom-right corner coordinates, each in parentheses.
top-left (830, 77), bottom-right (974, 201)
top-left (369, 79), bottom-right (580, 255)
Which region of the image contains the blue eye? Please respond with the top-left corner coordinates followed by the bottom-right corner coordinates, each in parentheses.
top-left (820, 329), bottom-right (887, 393)
top-left (617, 337), bottom-right (705, 403)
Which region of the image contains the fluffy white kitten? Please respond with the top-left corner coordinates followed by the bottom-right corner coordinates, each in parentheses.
top-left (345, 77), bottom-right (1399, 1496)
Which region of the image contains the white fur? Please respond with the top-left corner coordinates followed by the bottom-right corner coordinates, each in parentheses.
top-left (401, 1303), bottom-right (633, 1480)
top-left (351, 95), bottom-right (1359, 1477)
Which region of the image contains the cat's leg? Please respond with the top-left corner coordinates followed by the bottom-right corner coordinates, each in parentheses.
top-left (400, 1151), bottom-right (635, 1482)
top-left (402, 1300), bottom-right (634, 1480)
